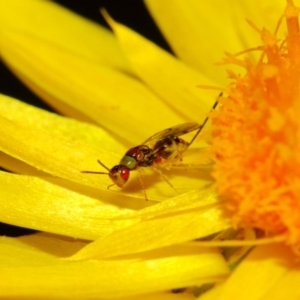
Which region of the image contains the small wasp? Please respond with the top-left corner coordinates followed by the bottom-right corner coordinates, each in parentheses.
top-left (82, 100), bottom-right (219, 198)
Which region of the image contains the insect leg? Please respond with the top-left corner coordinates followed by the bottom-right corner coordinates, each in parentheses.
top-left (137, 169), bottom-right (148, 201)
top-left (152, 166), bottom-right (179, 193)
top-left (107, 183), bottom-right (115, 190)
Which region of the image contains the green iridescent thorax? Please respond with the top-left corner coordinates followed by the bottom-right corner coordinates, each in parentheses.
top-left (119, 155), bottom-right (138, 170)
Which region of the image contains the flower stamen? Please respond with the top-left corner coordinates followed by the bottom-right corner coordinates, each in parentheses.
top-left (210, 1), bottom-right (300, 252)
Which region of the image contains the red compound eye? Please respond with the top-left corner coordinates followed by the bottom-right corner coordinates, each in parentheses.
top-left (109, 165), bottom-right (130, 188)
top-left (120, 167), bottom-right (130, 181)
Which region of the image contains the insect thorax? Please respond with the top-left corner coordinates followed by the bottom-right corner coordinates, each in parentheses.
top-left (120, 145), bottom-right (153, 170)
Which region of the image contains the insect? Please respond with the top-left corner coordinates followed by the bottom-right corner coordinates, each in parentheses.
top-left (82, 99), bottom-right (219, 198)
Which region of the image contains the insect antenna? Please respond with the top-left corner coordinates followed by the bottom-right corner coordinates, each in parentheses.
top-left (81, 159), bottom-right (110, 174)
top-left (188, 93), bottom-right (222, 146)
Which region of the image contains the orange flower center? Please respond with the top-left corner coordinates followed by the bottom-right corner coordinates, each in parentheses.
top-left (211, 1), bottom-right (300, 249)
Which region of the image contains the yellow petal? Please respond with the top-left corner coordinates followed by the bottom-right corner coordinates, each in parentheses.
top-left (0, 113), bottom-right (115, 188)
top-left (262, 265), bottom-right (300, 300)
top-left (0, 14), bottom-right (185, 143)
top-left (216, 243), bottom-right (298, 300)
top-left (0, 93), bottom-right (123, 178)
top-left (144, 0), bottom-right (241, 85)
top-left (1, 32), bottom-right (183, 142)
top-left (134, 188), bottom-right (219, 218)
top-left (0, 0), bottom-right (130, 71)
top-left (0, 235), bottom-right (229, 298)
top-left (104, 11), bottom-right (217, 122)
top-left (0, 172), bottom-right (221, 240)
top-left (71, 189), bottom-right (229, 260)
top-left (235, 1), bottom-right (287, 36)
top-left (0, 94), bottom-right (130, 191)
top-left (0, 171), bottom-right (141, 239)
top-left (1, 232), bottom-right (87, 261)
top-left (146, 1), bottom-right (286, 79)
top-left (0, 94), bottom-right (122, 152)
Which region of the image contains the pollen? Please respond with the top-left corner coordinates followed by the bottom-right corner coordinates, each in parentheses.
top-left (210, 1), bottom-right (300, 250)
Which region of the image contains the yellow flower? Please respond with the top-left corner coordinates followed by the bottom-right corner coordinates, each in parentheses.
top-left (0, 0), bottom-right (298, 299)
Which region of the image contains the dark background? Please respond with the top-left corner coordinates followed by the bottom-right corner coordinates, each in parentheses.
top-left (0, 0), bottom-right (171, 236)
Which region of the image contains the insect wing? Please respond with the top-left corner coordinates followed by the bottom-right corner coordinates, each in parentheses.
top-left (142, 122), bottom-right (200, 146)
